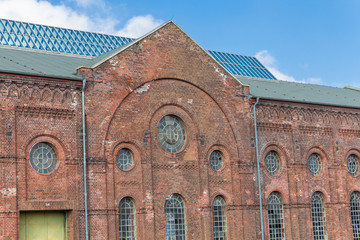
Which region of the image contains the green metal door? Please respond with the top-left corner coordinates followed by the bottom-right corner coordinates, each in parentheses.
top-left (20, 211), bottom-right (66, 240)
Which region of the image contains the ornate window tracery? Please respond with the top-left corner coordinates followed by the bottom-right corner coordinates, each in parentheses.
top-left (308, 153), bottom-right (322, 176)
top-left (210, 150), bottom-right (224, 171)
top-left (30, 142), bottom-right (57, 174)
top-left (157, 115), bottom-right (186, 153)
top-left (116, 148), bottom-right (134, 170)
top-left (265, 151), bottom-right (281, 175)
top-left (347, 154), bottom-right (359, 176)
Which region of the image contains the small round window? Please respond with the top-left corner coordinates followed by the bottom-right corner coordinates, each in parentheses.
top-left (157, 115), bottom-right (186, 153)
top-left (116, 148), bottom-right (134, 170)
top-left (347, 154), bottom-right (359, 176)
top-left (210, 150), bottom-right (224, 171)
top-left (265, 151), bottom-right (281, 175)
top-left (308, 153), bottom-right (322, 176)
top-left (30, 142), bottom-right (57, 174)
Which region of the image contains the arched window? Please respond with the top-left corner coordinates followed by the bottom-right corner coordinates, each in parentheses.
top-left (210, 150), bottom-right (224, 171)
top-left (213, 196), bottom-right (227, 240)
top-left (265, 151), bottom-right (281, 175)
top-left (311, 192), bottom-right (327, 240)
top-left (350, 191), bottom-right (360, 239)
top-left (30, 142), bottom-right (58, 174)
top-left (119, 197), bottom-right (136, 240)
top-left (308, 153), bottom-right (322, 176)
top-left (267, 192), bottom-right (285, 240)
top-left (165, 194), bottom-right (186, 240)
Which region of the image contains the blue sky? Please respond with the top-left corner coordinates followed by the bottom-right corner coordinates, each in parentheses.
top-left (0, 0), bottom-right (359, 88)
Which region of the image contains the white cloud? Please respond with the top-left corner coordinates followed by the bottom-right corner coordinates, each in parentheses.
top-left (116, 15), bottom-right (163, 38)
top-left (0, 0), bottom-right (93, 31)
top-left (255, 50), bottom-right (322, 84)
top-left (0, 0), bottom-right (162, 38)
top-left (71, 0), bottom-right (101, 7)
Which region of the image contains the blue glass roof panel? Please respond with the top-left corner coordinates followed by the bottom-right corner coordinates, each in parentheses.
top-left (0, 18), bottom-right (276, 80)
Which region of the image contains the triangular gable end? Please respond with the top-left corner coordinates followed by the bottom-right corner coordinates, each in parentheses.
top-left (84, 21), bottom-right (249, 92)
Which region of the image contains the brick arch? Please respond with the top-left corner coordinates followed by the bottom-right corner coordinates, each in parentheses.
top-left (103, 78), bottom-right (239, 159)
top-left (210, 190), bottom-right (233, 205)
top-left (261, 143), bottom-right (290, 170)
top-left (23, 134), bottom-right (68, 161)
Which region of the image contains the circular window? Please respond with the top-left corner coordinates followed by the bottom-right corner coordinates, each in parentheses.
top-left (209, 150), bottom-right (224, 171)
top-left (308, 153), bottom-right (322, 176)
top-left (157, 115), bottom-right (186, 153)
top-left (347, 154), bottom-right (359, 176)
top-left (265, 151), bottom-right (281, 175)
top-left (30, 142), bottom-right (57, 174)
top-left (116, 148), bottom-right (134, 170)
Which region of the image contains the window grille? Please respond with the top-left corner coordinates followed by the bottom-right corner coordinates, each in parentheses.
top-left (119, 197), bottom-right (136, 240)
top-left (30, 142), bottom-right (57, 174)
top-left (347, 155), bottom-right (359, 176)
top-left (267, 192), bottom-right (285, 240)
top-left (213, 196), bottom-right (227, 240)
top-left (157, 115), bottom-right (186, 153)
top-left (116, 148), bottom-right (134, 170)
top-left (210, 150), bottom-right (224, 171)
top-left (350, 191), bottom-right (360, 240)
top-left (308, 153), bottom-right (322, 176)
top-left (311, 192), bottom-right (327, 240)
top-left (165, 194), bottom-right (186, 240)
top-left (265, 151), bottom-right (281, 175)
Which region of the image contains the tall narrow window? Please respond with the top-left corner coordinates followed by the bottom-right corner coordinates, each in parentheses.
top-left (267, 192), bottom-right (285, 240)
top-left (213, 196), bottom-right (227, 240)
top-left (350, 191), bottom-right (360, 239)
top-left (311, 192), bottom-right (327, 240)
top-left (165, 194), bottom-right (186, 240)
top-left (119, 197), bottom-right (136, 240)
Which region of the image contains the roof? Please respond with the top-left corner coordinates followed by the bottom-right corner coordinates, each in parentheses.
top-left (0, 19), bottom-right (358, 109)
top-left (0, 46), bottom-right (91, 80)
top-left (238, 76), bottom-right (360, 109)
top-left (0, 18), bottom-right (275, 80)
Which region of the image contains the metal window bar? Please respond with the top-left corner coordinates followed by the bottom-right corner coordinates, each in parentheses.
top-left (351, 192), bottom-right (360, 240)
top-left (119, 197), bottom-right (136, 240)
top-left (165, 194), bottom-right (186, 240)
top-left (311, 192), bottom-right (328, 240)
top-left (267, 192), bottom-right (285, 240)
top-left (213, 196), bottom-right (227, 240)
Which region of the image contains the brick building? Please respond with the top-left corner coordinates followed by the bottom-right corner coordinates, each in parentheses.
top-left (0, 19), bottom-right (359, 239)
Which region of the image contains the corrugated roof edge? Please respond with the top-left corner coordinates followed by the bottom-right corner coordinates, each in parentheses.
top-left (237, 75), bottom-right (360, 109)
top-left (0, 68), bottom-right (84, 81)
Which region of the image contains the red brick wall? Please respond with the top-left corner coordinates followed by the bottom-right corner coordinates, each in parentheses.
top-left (256, 101), bottom-right (360, 239)
top-left (0, 20), bottom-right (359, 240)
top-left (0, 73), bottom-right (83, 239)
